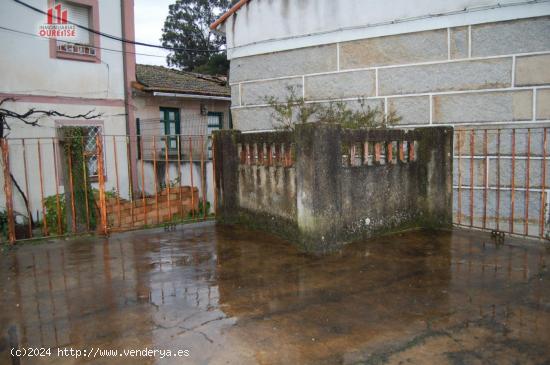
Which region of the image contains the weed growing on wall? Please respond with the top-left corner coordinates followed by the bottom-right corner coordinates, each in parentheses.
top-left (265, 86), bottom-right (401, 130)
top-left (264, 86), bottom-right (319, 130)
top-left (317, 99), bottom-right (401, 128)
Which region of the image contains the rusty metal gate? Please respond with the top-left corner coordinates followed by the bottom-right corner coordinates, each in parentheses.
top-left (0, 133), bottom-right (215, 244)
top-left (453, 127), bottom-right (549, 240)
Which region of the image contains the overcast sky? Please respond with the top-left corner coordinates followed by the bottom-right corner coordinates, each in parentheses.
top-left (134, 0), bottom-right (173, 67)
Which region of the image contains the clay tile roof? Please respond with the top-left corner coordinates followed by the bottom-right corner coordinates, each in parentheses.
top-left (210, 0), bottom-right (251, 30)
top-left (135, 64), bottom-right (230, 97)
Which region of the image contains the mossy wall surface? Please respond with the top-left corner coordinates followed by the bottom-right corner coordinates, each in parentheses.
top-left (214, 125), bottom-right (452, 252)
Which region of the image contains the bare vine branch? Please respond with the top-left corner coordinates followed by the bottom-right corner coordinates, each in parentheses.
top-left (0, 98), bottom-right (103, 138)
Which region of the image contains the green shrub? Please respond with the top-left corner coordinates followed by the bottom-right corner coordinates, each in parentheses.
top-left (188, 199), bottom-right (211, 218)
top-left (0, 210), bottom-right (8, 241)
top-left (44, 194), bottom-right (66, 235)
top-left (265, 86), bottom-right (401, 130)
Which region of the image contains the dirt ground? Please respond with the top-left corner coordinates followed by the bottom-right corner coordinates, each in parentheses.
top-left (1, 222), bottom-right (549, 364)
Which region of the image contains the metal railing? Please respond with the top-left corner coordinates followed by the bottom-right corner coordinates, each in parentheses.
top-left (0, 134), bottom-right (216, 244)
top-left (453, 127), bottom-right (549, 240)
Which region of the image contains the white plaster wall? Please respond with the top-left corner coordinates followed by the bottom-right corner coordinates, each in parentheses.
top-left (223, 0), bottom-right (550, 59)
top-left (0, 0), bottom-right (125, 99)
top-left (0, 100), bottom-right (128, 222)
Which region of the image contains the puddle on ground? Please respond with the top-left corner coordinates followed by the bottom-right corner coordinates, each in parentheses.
top-left (1, 223), bottom-right (549, 364)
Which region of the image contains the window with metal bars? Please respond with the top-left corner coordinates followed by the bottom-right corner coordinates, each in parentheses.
top-left (83, 126), bottom-right (102, 179)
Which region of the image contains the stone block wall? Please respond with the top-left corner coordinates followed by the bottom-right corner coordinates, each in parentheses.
top-left (229, 16), bottom-right (550, 131)
top-left (213, 125), bottom-right (452, 252)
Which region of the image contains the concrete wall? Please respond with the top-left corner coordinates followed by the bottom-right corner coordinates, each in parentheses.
top-left (214, 125), bottom-right (452, 252)
top-left (227, 14), bottom-right (550, 239)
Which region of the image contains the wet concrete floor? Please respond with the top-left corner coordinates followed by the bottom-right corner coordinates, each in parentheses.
top-left (0, 223), bottom-right (549, 364)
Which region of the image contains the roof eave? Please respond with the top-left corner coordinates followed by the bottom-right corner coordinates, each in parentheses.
top-left (140, 86), bottom-right (230, 98)
top-left (152, 92), bottom-right (231, 101)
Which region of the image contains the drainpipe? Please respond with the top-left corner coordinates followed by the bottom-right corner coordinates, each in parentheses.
top-left (121, 0), bottom-right (139, 193)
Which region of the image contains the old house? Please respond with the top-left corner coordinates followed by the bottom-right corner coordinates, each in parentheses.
top-left (0, 0), bottom-right (136, 230)
top-left (132, 64), bottom-right (231, 205)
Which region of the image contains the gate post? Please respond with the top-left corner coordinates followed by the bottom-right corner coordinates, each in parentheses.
top-left (212, 130), bottom-right (241, 221)
top-left (96, 135), bottom-right (108, 235)
top-left (212, 134), bottom-right (217, 215)
top-left (0, 138), bottom-right (16, 243)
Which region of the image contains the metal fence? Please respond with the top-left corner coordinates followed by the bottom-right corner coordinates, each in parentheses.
top-left (2, 126), bottom-right (548, 244)
top-left (0, 134), bottom-right (215, 244)
top-left (453, 127), bottom-right (549, 240)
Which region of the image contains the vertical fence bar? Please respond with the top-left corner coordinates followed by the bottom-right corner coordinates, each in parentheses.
top-left (96, 135), bottom-right (108, 235)
top-left (164, 137), bottom-right (172, 221)
top-left (113, 136), bottom-right (121, 227)
top-left (540, 128), bottom-right (547, 238)
top-left (21, 139), bottom-right (32, 237)
top-left (80, 136), bottom-right (90, 232)
top-left (177, 135), bottom-right (183, 219)
top-left (200, 135), bottom-right (206, 219)
top-left (510, 129), bottom-right (516, 234)
top-left (52, 138), bottom-right (62, 235)
top-left (483, 130), bottom-right (488, 229)
top-left (153, 136), bottom-right (159, 224)
top-left (524, 129), bottom-right (531, 236)
top-left (37, 140), bottom-right (49, 236)
top-left (0, 139), bottom-right (16, 243)
top-left (470, 129), bottom-right (475, 227)
top-left (140, 136), bottom-right (147, 226)
top-left (126, 135), bottom-right (135, 227)
top-left (496, 129), bottom-right (501, 231)
top-left (457, 131), bottom-right (462, 225)
top-left (66, 143), bottom-right (77, 233)
top-left (189, 136), bottom-right (195, 220)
